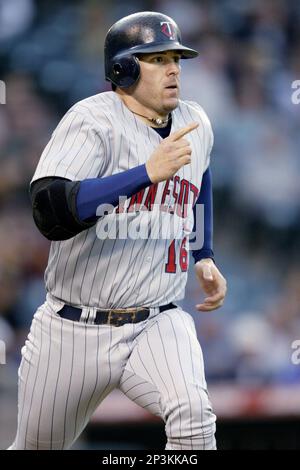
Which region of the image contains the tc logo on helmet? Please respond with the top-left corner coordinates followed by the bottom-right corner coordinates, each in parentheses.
top-left (160, 21), bottom-right (176, 40)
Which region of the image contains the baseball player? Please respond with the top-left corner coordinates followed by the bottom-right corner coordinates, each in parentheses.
top-left (9, 11), bottom-right (227, 450)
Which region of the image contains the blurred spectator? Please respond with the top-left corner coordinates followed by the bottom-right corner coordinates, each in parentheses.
top-left (0, 0), bottom-right (35, 42)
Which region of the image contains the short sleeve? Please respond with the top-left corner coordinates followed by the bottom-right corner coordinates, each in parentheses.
top-left (205, 117), bottom-right (214, 171)
top-left (31, 110), bottom-right (106, 183)
top-left (185, 101), bottom-right (214, 172)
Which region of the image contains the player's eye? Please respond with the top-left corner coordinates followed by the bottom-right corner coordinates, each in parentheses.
top-left (152, 56), bottom-right (164, 63)
top-left (150, 55), bottom-right (181, 64)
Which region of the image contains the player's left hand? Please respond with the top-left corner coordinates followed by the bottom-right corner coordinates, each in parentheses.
top-left (194, 258), bottom-right (227, 312)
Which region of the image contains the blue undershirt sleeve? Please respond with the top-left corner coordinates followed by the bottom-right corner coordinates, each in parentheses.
top-left (76, 164), bottom-right (152, 221)
top-left (192, 167), bottom-right (214, 263)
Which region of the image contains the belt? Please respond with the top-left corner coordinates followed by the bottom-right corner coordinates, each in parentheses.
top-left (56, 303), bottom-right (177, 327)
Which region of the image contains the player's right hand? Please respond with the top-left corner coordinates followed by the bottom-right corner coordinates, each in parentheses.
top-left (145, 122), bottom-right (199, 184)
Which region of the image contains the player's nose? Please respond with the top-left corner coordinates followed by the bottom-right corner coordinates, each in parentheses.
top-left (166, 61), bottom-right (180, 76)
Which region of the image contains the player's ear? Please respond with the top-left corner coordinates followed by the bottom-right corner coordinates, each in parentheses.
top-left (110, 55), bottom-right (140, 88)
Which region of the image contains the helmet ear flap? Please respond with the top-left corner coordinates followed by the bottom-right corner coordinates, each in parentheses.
top-left (110, 55), bottom-right (140, 88)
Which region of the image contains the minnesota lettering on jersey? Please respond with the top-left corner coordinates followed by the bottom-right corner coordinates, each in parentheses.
top-left (94, 176), bottom-right (200, 242)
top-left (116, 176), bottom-right (199, 218)
top-left (31, 91), bottom-right (212, 308)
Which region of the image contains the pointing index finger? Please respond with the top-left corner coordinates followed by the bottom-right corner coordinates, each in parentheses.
top-left (169, 122), bottom-right (199, 142)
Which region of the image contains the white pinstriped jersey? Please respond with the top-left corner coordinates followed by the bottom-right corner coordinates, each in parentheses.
top-left (31, 91), bottom-right (213, 309)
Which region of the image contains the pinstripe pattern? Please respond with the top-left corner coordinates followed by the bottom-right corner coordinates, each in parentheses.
top-left (36, 310), bottom-right (54, 449)
top-left (49, 316), bottom-right (63, 447)
top-left (81, 324), bottom-right (101, 425)
top-left (12, 301), bottom-right (216, 449)
top-left (156, 319), bottom-right (183, 447)
top-left (15, 314), bottom-right (39, 448)
top-left (24, 309), bottom-right (46, 448)
top-left (119, 306), bottom-right (216, 450)
top-left (44, 112), bottom-right (76, 176)
top-left (166, 312), bottom-right (193, 448)
top-left (73, 323), bottom-right (87, 441)
top-left (31, 92), bottom-right (212, 308)
top-left (10, 91), bottom-right (217, 450)
top-left (180, 310), bottom-right (211, 449)
top-left (62, 320), bottom-right (75, 448)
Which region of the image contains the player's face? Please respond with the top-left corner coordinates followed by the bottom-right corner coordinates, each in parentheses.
top-left (134, 51), bottom-right (181, 115)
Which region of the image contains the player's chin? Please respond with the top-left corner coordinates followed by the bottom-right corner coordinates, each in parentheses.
top-left (162, 96), bottom-right (179, 112)
top-left (162, 88), bottom-right (179, 110)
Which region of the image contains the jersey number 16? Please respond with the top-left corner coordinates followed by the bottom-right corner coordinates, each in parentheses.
top-left (165, 237), bottom-right (188, 273)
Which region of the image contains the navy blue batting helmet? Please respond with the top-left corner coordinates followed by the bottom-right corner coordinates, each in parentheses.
top-left (104, 11), bottom-right (199, 88)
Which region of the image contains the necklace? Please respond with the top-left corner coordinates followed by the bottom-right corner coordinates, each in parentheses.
top-left (129, 109), bottom-right (171, 127)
